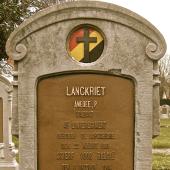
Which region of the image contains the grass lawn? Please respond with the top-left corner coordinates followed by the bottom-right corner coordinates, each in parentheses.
top-left (160, 119), bottom-right (170, 127)
top-left (152, 118), bottom-right (170, 169)
top-left (13, 135), bottom-right (19, 162)
top-left (12, 135), bottom-right (19, 149)
top-left (152, 119), bottom-right (170, 148)
top-left (152, 153), bottom-right (170, 170)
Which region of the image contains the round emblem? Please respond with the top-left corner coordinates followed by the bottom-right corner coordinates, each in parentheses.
top-left (68, 25), bottom-right (104, 63)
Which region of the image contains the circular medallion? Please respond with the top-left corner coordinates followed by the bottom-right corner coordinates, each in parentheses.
top-left (68, 25), bottom-right (104, 63)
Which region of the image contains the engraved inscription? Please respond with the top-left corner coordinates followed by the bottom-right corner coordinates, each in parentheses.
top-left (80, 133), bottom-right (116, 139)
top-left (83, 143), bottom-right (98, 149)
top-left (76, 112), bottom-right (93, 118)
top-left (63, 121), bottom-right (107, 129)
top-left (62, 164), bottom-right (96, 170)
top-left (57, 152), bottom-right (74, 160)
top-left (97, 152), bottom-right (115, 160)
top-left (57, 133), bottom-right (76, 139)
top-left (37, 74), bottom-right (134, 170)
top-left (66, 86), bottom-right (106, 96)
top-left (74, 100), bottom-right (98, 108)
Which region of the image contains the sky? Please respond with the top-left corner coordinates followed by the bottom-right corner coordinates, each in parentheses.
top-left (102, 0), bottom-right (170, 54)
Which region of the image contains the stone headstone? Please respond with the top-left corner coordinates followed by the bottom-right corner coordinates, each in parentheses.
top-left (6, 1), bottom-right (166, 170)
top-left (0, 75), bottom-right (18, 170)
top-left (160, 105), bottom-right (169, 119)
top-left (11, 80), bottom-right (18, 136)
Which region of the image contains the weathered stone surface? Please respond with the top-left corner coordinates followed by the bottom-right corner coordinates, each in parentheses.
top-left (6, 1), bottom-right (166, 170)
top-left (0, 98), bottom-right (3, 143)
top-left (0, 75), bottom-right (18, 170)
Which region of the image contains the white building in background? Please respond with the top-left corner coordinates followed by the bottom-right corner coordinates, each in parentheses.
top-left (0, 59), bottom-right (13, 81)
top-left (160, 91), bottom-right (170, 119)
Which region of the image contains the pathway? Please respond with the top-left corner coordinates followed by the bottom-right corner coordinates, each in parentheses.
top-left (153, 149), bottom-right (170, 155)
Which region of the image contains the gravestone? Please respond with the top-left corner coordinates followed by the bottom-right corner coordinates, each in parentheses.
top-left (0, 98), bottom-right (3, 143)
top-left (160, 105), bottom-right (169, 119)
top-left (0, 75), bottom-right (18, 170)
top-left (6, 1), bottom-right (166, 170)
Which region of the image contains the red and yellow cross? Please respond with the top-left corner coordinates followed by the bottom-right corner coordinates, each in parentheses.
top-left (68, 27), bottom-right (104, 63)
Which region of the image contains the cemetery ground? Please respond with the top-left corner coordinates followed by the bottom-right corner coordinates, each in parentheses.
top-left (152, 118), bottom-right (170, 170)
top-left (12, 119), bottom-right (170, 169)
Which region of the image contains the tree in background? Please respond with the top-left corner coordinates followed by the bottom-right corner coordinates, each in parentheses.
top-left (0, 0), bottom-right (69, 60)
top-left (159, 54), bottom-right (170, 99)
top-left (0, 0), bottom-right (32, 60)
top-left (0, 58), bottom-right (13, 76)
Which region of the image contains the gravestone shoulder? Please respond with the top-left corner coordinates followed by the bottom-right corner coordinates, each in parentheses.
top-left (6, 1), bottom-right (166, 62)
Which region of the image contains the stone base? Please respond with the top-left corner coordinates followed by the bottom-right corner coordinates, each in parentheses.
top-left (160, 114), bottom-right (169, 119)
top-left (0, 160), bottom-right (18, 170)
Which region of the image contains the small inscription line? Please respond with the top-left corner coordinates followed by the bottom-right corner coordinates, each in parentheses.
top-left (75, 110), bottom-right (94, 113)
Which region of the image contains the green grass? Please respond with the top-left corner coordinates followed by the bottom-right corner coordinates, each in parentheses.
top-left (12, 135), bottom-right (19, 149)
top-left (160, 119), bottom-right (170, 127)
top-left (153, 119), bottom-right (170, 148)
top-left (152, 119), bottom-right (170, 169)
top-left (152, 153), bottom-right (170, 170)
top-left (12, 135), bottom-right (19, 162)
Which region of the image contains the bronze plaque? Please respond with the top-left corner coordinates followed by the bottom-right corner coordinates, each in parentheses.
top-left (37, 73), bottom-right (134, 170)
top-left (0, 98), bottom-right (3, 142)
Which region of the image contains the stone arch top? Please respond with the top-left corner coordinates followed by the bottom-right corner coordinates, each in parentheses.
top-left (6, 1), bottom-right (166, 61)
